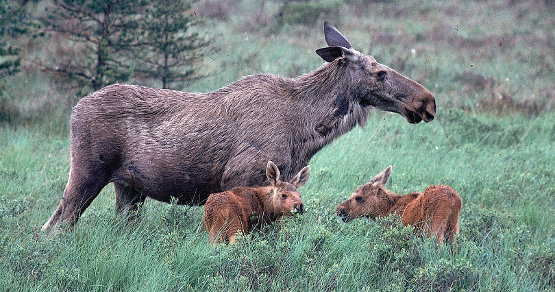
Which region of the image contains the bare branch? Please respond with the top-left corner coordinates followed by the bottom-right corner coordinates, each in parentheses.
top-left (56, 1), bottom-right (103, 24)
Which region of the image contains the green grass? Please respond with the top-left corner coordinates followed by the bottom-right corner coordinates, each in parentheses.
top-left (1, 111), bottom-right (553, 291)
top-left (1, 0), bottom-right (554, 290)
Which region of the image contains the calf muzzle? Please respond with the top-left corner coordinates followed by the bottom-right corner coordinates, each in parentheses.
top-left (292, 203), bottom-right (304, 215)
top-left (336, 209), bottom-right (349, 222)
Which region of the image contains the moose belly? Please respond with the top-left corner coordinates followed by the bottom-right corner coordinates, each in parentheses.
top-left (114, 160), bottom-right (223, 205)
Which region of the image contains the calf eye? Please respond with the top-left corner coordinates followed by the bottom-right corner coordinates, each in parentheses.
top-left (281, 194), bottom-right (287, 200)
top-left (355, 196), bottom-right (364, 203)
top-left (376, 71), bottom-right (387, 81)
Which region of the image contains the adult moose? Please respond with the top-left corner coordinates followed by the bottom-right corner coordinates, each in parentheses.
top-left (42, 21), bottom-right (436, 233)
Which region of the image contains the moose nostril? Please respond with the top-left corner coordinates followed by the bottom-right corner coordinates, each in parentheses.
top-left (299, 204), bottom-right (304, 214)
top-left (425, 111), bottom-right (434, 122)
top-left (424, 102), bottom-right (436, 122)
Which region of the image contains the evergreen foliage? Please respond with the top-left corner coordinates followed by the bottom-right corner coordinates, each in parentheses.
top-left (120, 0), bottom-right (211, 89)
top-left (0, 0), bottom-right (40, 122)
top-left (41, 0), bottom-right (149, 92)
top-left (0, 0), bottom-right (38, 81)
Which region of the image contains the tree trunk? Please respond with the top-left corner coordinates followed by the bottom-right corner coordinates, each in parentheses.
top-left (93, 4), bottom-right (112, 91)
top-left (162, 15), bottom-right (169, 89)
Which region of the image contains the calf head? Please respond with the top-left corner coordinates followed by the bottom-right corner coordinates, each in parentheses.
top-left (266, 161), bottom-right (310, 216)
top-left (316, 21), bottom-right (436, 124)
top-left (336, 165), bottom-right (393, 222)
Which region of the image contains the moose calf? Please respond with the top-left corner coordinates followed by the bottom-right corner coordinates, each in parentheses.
top-left (204, 161), bottom-right (310, 244)
top-left (336, 166), bottom-right (462, 244)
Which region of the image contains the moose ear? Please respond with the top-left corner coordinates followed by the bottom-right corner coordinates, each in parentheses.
top-left (316, 46), bottom-right (352, 62)
top-left (369, 165), bottom-right (392, 187)
top-left (324, 21), bottom-right (352, 49)
top-left (266, 161), bottom-right (281, 186)
top-left (291, 165), bottom-right (311, 188)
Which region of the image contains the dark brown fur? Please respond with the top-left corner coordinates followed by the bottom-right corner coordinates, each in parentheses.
top-left (204, 161), bottom-right (309, 244)
top-left (337, 166), bottom-right (462, 243)
top-left (42, 22), bottom-right (435, 233)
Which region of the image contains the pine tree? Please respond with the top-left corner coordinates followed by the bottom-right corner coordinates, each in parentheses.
top-left (121, 0), bottom-right (211, 89)
top-left (0, 0), bottom-right (39, 121)
top-left (42, 0), bottom-right (148, 92)
top-left (0, 0), bottom-right (33, 80)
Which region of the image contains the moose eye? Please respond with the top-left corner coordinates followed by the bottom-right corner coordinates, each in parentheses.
top-left (376, 71), bottom-right (387, 81)
top-left (355, 196), bottom-right (364, 203)
top-left (281, 194), bottom-right (287, 200)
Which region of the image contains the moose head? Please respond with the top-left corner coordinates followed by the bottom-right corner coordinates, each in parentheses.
top-left (336, 165), bottom-right (393, 222)
top-left (316, 21), bottom-right (436, 124)
top-left (266, 161), bottom-right (310, 216)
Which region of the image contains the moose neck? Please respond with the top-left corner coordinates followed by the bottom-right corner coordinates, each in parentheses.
top-left (253, 186), bottom-right (281, 222)
top-left (287, 61), bottom-right (372, 170)
top-left (387, 191), bottom-right (420, 216)
top-left (291, 60), bottom-right (351, 101)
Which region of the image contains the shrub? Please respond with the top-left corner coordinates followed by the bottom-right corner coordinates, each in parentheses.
top-left (278, 1), bottom-right (341, 27)
top-left (460, 204), bottom-right (512, 244)
top-left (0, 198), bottom-right (28, 223)
top-left (440, 108), bottom-right (522, 147)
top-left (0, 93), bottom-right (19, 123)
top-left (414, 257), bottom-right (479, 291)
top-left (372, 214), bottom-right (424, 281)
top-left (527, 243), bottom-right (554, 288)
top-left (198, 0), bottom-right (238, 21)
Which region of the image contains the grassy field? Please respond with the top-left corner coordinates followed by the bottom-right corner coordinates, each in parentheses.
top-left (1, 0), bottom-right (554, 291)
top-left (1, 111), bottom-right (553, 291)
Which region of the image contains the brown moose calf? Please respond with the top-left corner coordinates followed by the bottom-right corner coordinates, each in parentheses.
top-left (336, 166), bottom-right (462, 244)
top-left (204, 161), bottom-right (310, 244)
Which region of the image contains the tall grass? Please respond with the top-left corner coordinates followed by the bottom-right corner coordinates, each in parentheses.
top-left (1, 111), bottom-right (553, 290)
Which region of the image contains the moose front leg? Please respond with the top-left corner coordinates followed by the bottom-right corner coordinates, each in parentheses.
top-left (114, 182), bottom-right (146, 221)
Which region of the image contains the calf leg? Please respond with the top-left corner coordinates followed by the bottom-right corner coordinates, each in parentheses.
top-left (114, 182), bottom-right (145, 220)
top-left (208, 226), bottom-right (222, 244)
top-left (445, 208), bottom-right (461, 244)
top-left (434, 222), bottom-right (448, 244)
top-left (206, 215), bottom-right (228, 244)
top-left (426, 212), bottom-right (449, 244)
top-left (208, 219), bottom-right (244, 245)
top-left (226, 220), bottom-right (246, 244)
top-left (228, 234), bottom-right (237, 244)
top-left (42, 167), bottom-right (109, 234)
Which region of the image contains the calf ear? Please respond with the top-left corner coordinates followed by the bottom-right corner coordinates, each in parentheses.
top-left (291, 165), bottom-right (311, 188)
top-left (266, 161), bottom-right (281, 186)
top-left (316, 46), bottom-right (352, 62)
top-left (369, 165), bottom-right (392, 187)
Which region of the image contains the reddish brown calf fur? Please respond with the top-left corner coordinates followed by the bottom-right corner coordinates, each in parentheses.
top-left (204, 161), bottom-right (310, 244)
top-left (336, 166), bottom-right (462, 243)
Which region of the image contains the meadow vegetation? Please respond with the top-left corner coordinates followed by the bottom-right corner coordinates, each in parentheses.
top-left (1, 0), bottom-right (553, 290)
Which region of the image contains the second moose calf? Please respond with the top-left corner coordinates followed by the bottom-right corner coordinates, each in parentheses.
top-left (336, 166), bottom-right (462, 244)
top-left (204, 161), bottom-right (310, 244)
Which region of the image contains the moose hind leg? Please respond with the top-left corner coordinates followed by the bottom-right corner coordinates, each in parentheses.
top-left (42, 168), bottom-right (109, 234)
top-left (425, 213), bottom-right (448, 244)
top-left (114, 182), bottom-right (145, 220)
